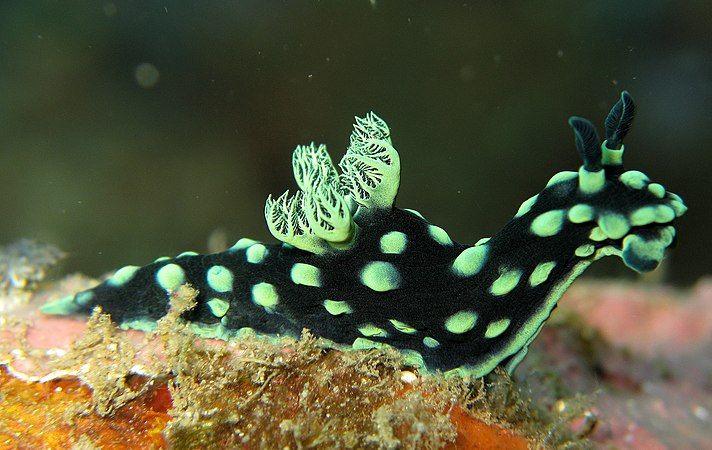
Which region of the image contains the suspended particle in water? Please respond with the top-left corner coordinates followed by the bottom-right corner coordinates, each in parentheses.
top-left (103, 2), bottom-right (117, 17)
top-left (134, 63), bottom-right (160, 88)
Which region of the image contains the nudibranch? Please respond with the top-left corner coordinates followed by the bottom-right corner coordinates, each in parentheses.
top-left (42, 92), bottom-right (687, 377)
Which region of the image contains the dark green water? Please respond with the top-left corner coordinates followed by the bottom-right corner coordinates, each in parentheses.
top-left (0, 1), bottom-right (709, 284)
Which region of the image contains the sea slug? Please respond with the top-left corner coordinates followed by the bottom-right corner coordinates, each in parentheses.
top-left (42, 92), bottom-right (687, 377)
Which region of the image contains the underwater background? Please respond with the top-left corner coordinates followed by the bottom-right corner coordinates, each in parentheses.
top-left (0, 1), bottom-right (709, 284)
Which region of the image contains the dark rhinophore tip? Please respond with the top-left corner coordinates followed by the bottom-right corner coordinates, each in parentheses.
top-left (604, 91), bottom-right (635, 150)
top-left (569, 116), bottom-right (602, 171)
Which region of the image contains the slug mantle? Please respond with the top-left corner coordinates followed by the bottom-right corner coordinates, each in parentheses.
top-left (42, 92), bottom-right (687, 378)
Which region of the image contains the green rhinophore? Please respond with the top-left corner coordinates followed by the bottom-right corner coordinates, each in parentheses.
top-left (358, 323), bottom-right (389, 337)
top-left (528, 261), bottom-right (556, 287)
top-left (428, 225), bottom-right (452, 246)
top-left (575, 244), bottom-right (595, 257)
top-left (323, 299), bottom-right (353, 315)
top-left (422, 336), bottom-right (440, 348)
top-left (231, 238), bottom-right (259, 251)
top-left (619, 170), bottom-right (649, 189)
top-left (207, 298), bottom-right (230, 317)
top-left (290, 263), bottom-right (322, 287)
top-left (601, 143), bottom-right (624, 165)
top-left (360, 261), bottom-right (401, 292)
top-left (578, 167), bottom-right (606, 194)
top-left (251, 282), bottom-right (279, 311)
top-left (379, 231), bottom-right (408, 254)
top-left (246, 243), bottom-right (268, 264)
top-left (514, 194), bottom-right (538, 218)
top-left (156, 263), bottom-right (186, 292)
top-left (530, 209), bottom-right (566, 237)
top-left (490, 268), bottom-right (523, 296)
top-left (452, 245), bottom-right (489, 277)
top-left (598, 213), bottom-right (630, 239)
top-left (206, 265), bottom-right (234, 293)
top-left (445, 310), bottom-right (478, 334)
top-left (545, 171), bottom-right (578, 188)
top-left (648, 183), bottom-right (665, 198)
top-left (388, 319), bottom-right (417, 334)
top-left (484, 318), bottom-right (511, 338)
top-left (567, 204), bottom-right (595, 224)
top-left (108, 265), bottom-right (140, 287)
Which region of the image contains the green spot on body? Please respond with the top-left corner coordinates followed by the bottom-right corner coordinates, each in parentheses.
top-left (388, 319), bottom-right (417, 334)
top-left (156, 263), bottom-right (185, 292)
top-left (619, 170), bottom-right (649, 189)
top-left (154, 256), bottom-right (170, 263)
top-left (515, 194), bottom-right (538, 218)
top-left (231, 238), bottom-right (259, 251)
top-left (352, 337), bottom-right (385, 350)
top-left (207, 298), bottom-right (230, 317)
top-left (177, 251), bottom-right (198, 258)
top-left (629, 206), bottom-right (657, 226)
top-left (360, 261), bottom-right (401, 292)
top-left (290, 263), bottom-right (322, 287)
top-left (246, 244), bottom-right (267, 264)
top-left (251, 282), bottom-right (279, 311)
top-left (622, 233), bottom-right (669, 273)
top-left (589, 227), bottom-right (607, 242)
top-left (598, 213), bottom-right (630, 239)
top-left (206, 265), bottom-right (234, 293)
top-left (428, 225), bottom-right (452, 246)
top-left (400, 349), bottom-right (425, 367)
top-left (190, 322), bottom-right (230, 340)
top-left (379, 231), bottom-right (408, 254)
top-left (545, 171), bottom-right (577, 188)
top-left (445, 310), bottom-right (478, 334)
top-left (654, 205), bottom-right (675, 223)
top-left (529, 261), bottom-right (556, 287)
top-left (423, 336), bottom-right (440, 348)
top-left (358, 324), bottom-right (389, 337)
top-left (109, 265), bottom-right (140, 286)
top-left (120, 318), bottom-right (157, 332)
top-left (75, 291), bottom-right (95, 306)
top-left (484, 318), bottom-right (511, 338)
top-left (578, 167), bottom-right (606, 194)
top-left (575, 244), bottom-right (595, 257)
top-left (490, 268), bottom-right (523, 296)
top-left (530, 210), bottom-right (566, 237)
top-left (475, 237), bottom-right (491, 245)
top-left (668, 192), bottom-right (688, 217)
top-left (648, 183), bottom-right (665, 198)
top-left (567, 204), bottom-right (595, 224)
top-left (452, 245), bottom-right (489, 277)
top-left (323, 299), bottom-right (353, 315)
top-left (403, 208), bottom-right (426, 220)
